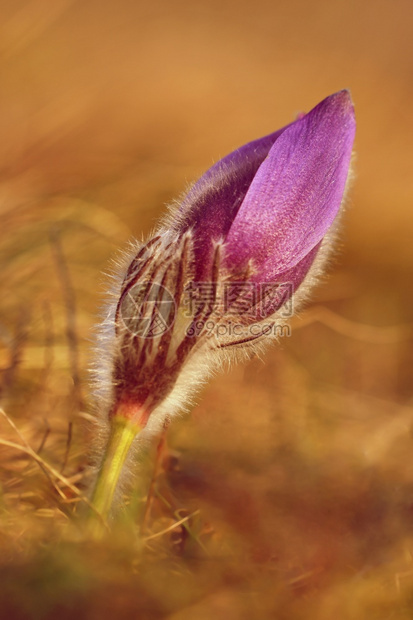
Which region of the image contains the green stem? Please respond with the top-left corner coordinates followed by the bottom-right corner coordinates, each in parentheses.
top-left (87, 415), bottom-right (141, 538)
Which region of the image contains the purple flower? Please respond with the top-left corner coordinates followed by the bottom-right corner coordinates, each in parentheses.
top-left (87, 91), bottom-right (356, 531)
top-left (172, 89), bottom-right (355, 294)
top-left (95, 90), bottom-right (356, 431)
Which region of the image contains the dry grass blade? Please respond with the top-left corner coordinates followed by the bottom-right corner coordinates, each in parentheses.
top-left (0, 408), bottom-right (104, 522)
top-left (60, 421), bottom-right (73, 474)
top-left (294, 305), bottom-right (413, 343)
top-left (144, 509), bottom-right (201, 542)
top-left (0, 308), bottom-right (30, 401)
top-left (49, 229), bottom-right (83, 410)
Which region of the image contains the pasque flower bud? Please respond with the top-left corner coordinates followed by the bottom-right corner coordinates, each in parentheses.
top-left (88, 90), bottom-right (356, 531)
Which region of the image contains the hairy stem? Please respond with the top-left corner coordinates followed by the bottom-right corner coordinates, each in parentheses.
top-left (87, 415), bottom-right (141, 538)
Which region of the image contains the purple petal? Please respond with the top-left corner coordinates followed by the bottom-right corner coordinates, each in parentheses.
top-left (224, 243), bottom-right (321, 324)
top-left (223, 91), bottom-right (356, 281)
top-left (257, 243), bottom-right (321, 318)
top-left (171, 124), bottom-right (293, 279)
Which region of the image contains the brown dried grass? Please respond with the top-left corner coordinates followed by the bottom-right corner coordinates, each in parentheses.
top-left (1, 1), bottom-right (413, 618)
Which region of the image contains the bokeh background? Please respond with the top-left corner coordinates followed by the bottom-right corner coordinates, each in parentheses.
top-left (1, 0), bottom-right (413, 618)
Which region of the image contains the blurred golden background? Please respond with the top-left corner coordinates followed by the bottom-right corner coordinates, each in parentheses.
top-left (1, 0), bottom-right (413, 618)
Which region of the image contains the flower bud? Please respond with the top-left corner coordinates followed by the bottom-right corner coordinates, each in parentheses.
top-left (94, 91), bottom-right (355, 439)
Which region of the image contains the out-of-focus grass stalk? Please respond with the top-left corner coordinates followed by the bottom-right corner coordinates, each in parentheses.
top-left (87, 416), bottom-right (141, 538)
